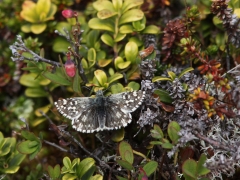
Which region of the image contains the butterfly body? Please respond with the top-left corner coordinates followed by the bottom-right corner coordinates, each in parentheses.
top-left (55, 90), bottom-right (145, 133)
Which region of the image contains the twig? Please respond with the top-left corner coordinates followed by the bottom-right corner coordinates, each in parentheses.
top-left (43, 140), bottom-right (68, 153)
top-left (194, 132), bottom-right (235, 153)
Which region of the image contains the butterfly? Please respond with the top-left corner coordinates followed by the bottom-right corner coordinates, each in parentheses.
top-left (54, 90), bottom-right (145, 133)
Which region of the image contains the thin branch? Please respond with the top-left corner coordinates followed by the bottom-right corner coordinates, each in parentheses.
top-left (43, 140), bottom-right (68, 153)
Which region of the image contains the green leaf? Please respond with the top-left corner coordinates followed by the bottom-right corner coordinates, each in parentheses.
top-left (154, 124), bottom-right (164, 138)
top-left (132, 17), bottom-right (145, 31)
top-left (62, 173), bottom-right (77, 180)
top-left (127, 81), bottom-right (140, 90)
top-left (108, 73), bottom-right (123, 84)
top-left (42, 68), bottom-right (71, 86)
top-left (21, 131), bottom-right (39, 141)
top-left (2, 166), bottom-right (20, 174)
top-left (196, 154), bottom-right (211, 176)
top-left (125, 41), bottom-right (138, 63)
top-left (101, 33), bottom-right (114, 47)
top-left (20, 73), bottom-right (42, 87)
top-left (152, 76), bottom-right (172, 82)
top-left (161, 142), bottom-right (173, 149)
top-left (114, 33), bottom-right (126, 42)
top-left (52, 37), bottom-right (70, 52)
top-left (88, 18), bottom-right (114, 32)
top-left (17, 140), bottom-right (38, 154)
top-left (98, 59), bottom-right (112, 67)
top-left (122, 0), bottom-right (144, 13)
top-left (111, 83), bottom-right (124, 94)
top-left (142, 25), bottom-right (160, 34)
top-left (150, 141), bottom-right (163, 145)
top-left (119, 9), bottom-right (144, 25)
top-left (167, 71), bottom-right (176, 80)
top-left (93, 0), bottom-right (115, 12)
top-left (63, 157), bottom-right (72, 169)
top-left (77, 158), bottom-right (95, 178)
top-left (116, 160), bottom-right (134, 170)
top-left (88, 48), bottom-right (97, 61)
top-left (31, 23), bottom-right (47, 34)
top-left (143, 161), bottom-right (158, 176)
top-left (21, 24), bottom-right (32, 33)
top-left (97, 9), bottom-right (118, 19)
top-left (119, 25), bottom-right (133, 34)
top-left (36, 0), bottom-right (51, 17)
top-left (168, 121), bottom-right (181, 144)
top-left (117, 61), bottom-right (131, 69)
top-left (73, 74), bottom-right (81, 93)
top-left (178, 67), bottom-right (194, 79)
top-left (9, 153), bottom-right (26, 166)
top-left (112, 0), bottom-right (123, 10)
top-left (25, 87), bottom-right (48, 97)
top-left (153, 89), bottom-right (173, 104)
top-left (94, 69), bottom-right (108, 86)
top-left (182, 159), bottom-right (198, 178)
top-left (119, 141), bottom-right (134, 164)
top-left (111, 128), bottom-right (125, 142)
top-left (89, 174), bottom-right (103, 180)
top-left (87, 30), bottom-right (100, 48)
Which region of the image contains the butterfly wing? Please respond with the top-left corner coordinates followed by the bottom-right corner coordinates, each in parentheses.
top-left (55, 97), bottom-right (97, 133)
top-left (55, 90), bottom-right (145, 133)
top-left (102, 90), bottom-right (146, 129)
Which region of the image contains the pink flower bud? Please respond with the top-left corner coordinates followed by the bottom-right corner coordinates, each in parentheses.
top-left (62, 9), bottom-right (74, 18)
top-left (64, 59), bottom-right (76, 77)
top-left (141, 175), bottom-right (148, 180)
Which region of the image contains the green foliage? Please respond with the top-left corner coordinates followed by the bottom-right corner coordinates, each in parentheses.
top-left (117, 141), bottom-right (158, 179)
top-left (150, 123), bottom-right (181, 149)
top-left (20, 0), bottom-right (57, 34)
top-left (59, 157), bottom-right (103, 180)
top-left (0, 132), bottom-right (26, 174)
top-left (17, 130), bottom-right (42, 160)
top-left (182, 154), bottom-right (210, 180)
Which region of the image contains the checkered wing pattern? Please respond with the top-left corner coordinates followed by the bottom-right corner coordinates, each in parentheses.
top-left (54, 90), bottom-right (145, 133)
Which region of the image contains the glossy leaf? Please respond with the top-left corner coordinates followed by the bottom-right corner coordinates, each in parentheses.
top-left (114, 33), bottom-right (126, 42)
top-left (152, 76), bottom-right (172, 82)
top-left (98, 59), bottom-right (112, 67)
top-left (93, 0), bottom-right (115, 12)
top-left (119, 24), bottom-right (134, 33)
top-left (154, 89), bottom-right (173, 104)
top-left (108, 73), bottom-right (123, 84)
top-left (182, 159), bottom-right (197, 179)
top-left (178, 67), bottom-right (194, 79)
top-left (17, 140), bottom-right (39, 154)
top-left (196, 154), bottom-right (210, 176)
top-left (97, 9), bottom-right (118, 19)
top-left (125, 41), bottom-right (138, 63)
top-left (42, 68), bottom-right (71, 86)
top-left (73, 74), bottom-right (82, 93)
top-left (142, 25), bottom-right (160, 34)
top-left (101, 33), bottom-right (114, 46)
top-left (111, 128), bottom-right (125, 142)
top-left (116, 160), bottom-right (134, 170)
top-left (143, 161), bottom-right (158, 176)
top-left (94, 69), bottom-right (108, 86)
top-left (88, 18), bottom-right (114, 32)
top-left (25, 87), bottom-right (49, 97)
top-left (168, 121), bottom-right (181, 144)
top-left (112, 0), bottom-right (123, 10)
top-left (122, 0), bottom-right (144, 13)
top-left (77, 158), bottom-right (95, 178)
top-left (119, 141), bottom-right (134, 164)
top-left (119, 9), bottom-right (144, 25)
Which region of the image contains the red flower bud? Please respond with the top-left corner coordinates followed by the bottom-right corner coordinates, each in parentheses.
top-left (64, 59), bottom-right (76, 77)
top-left (62, 9), bottom-right (74, 18)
